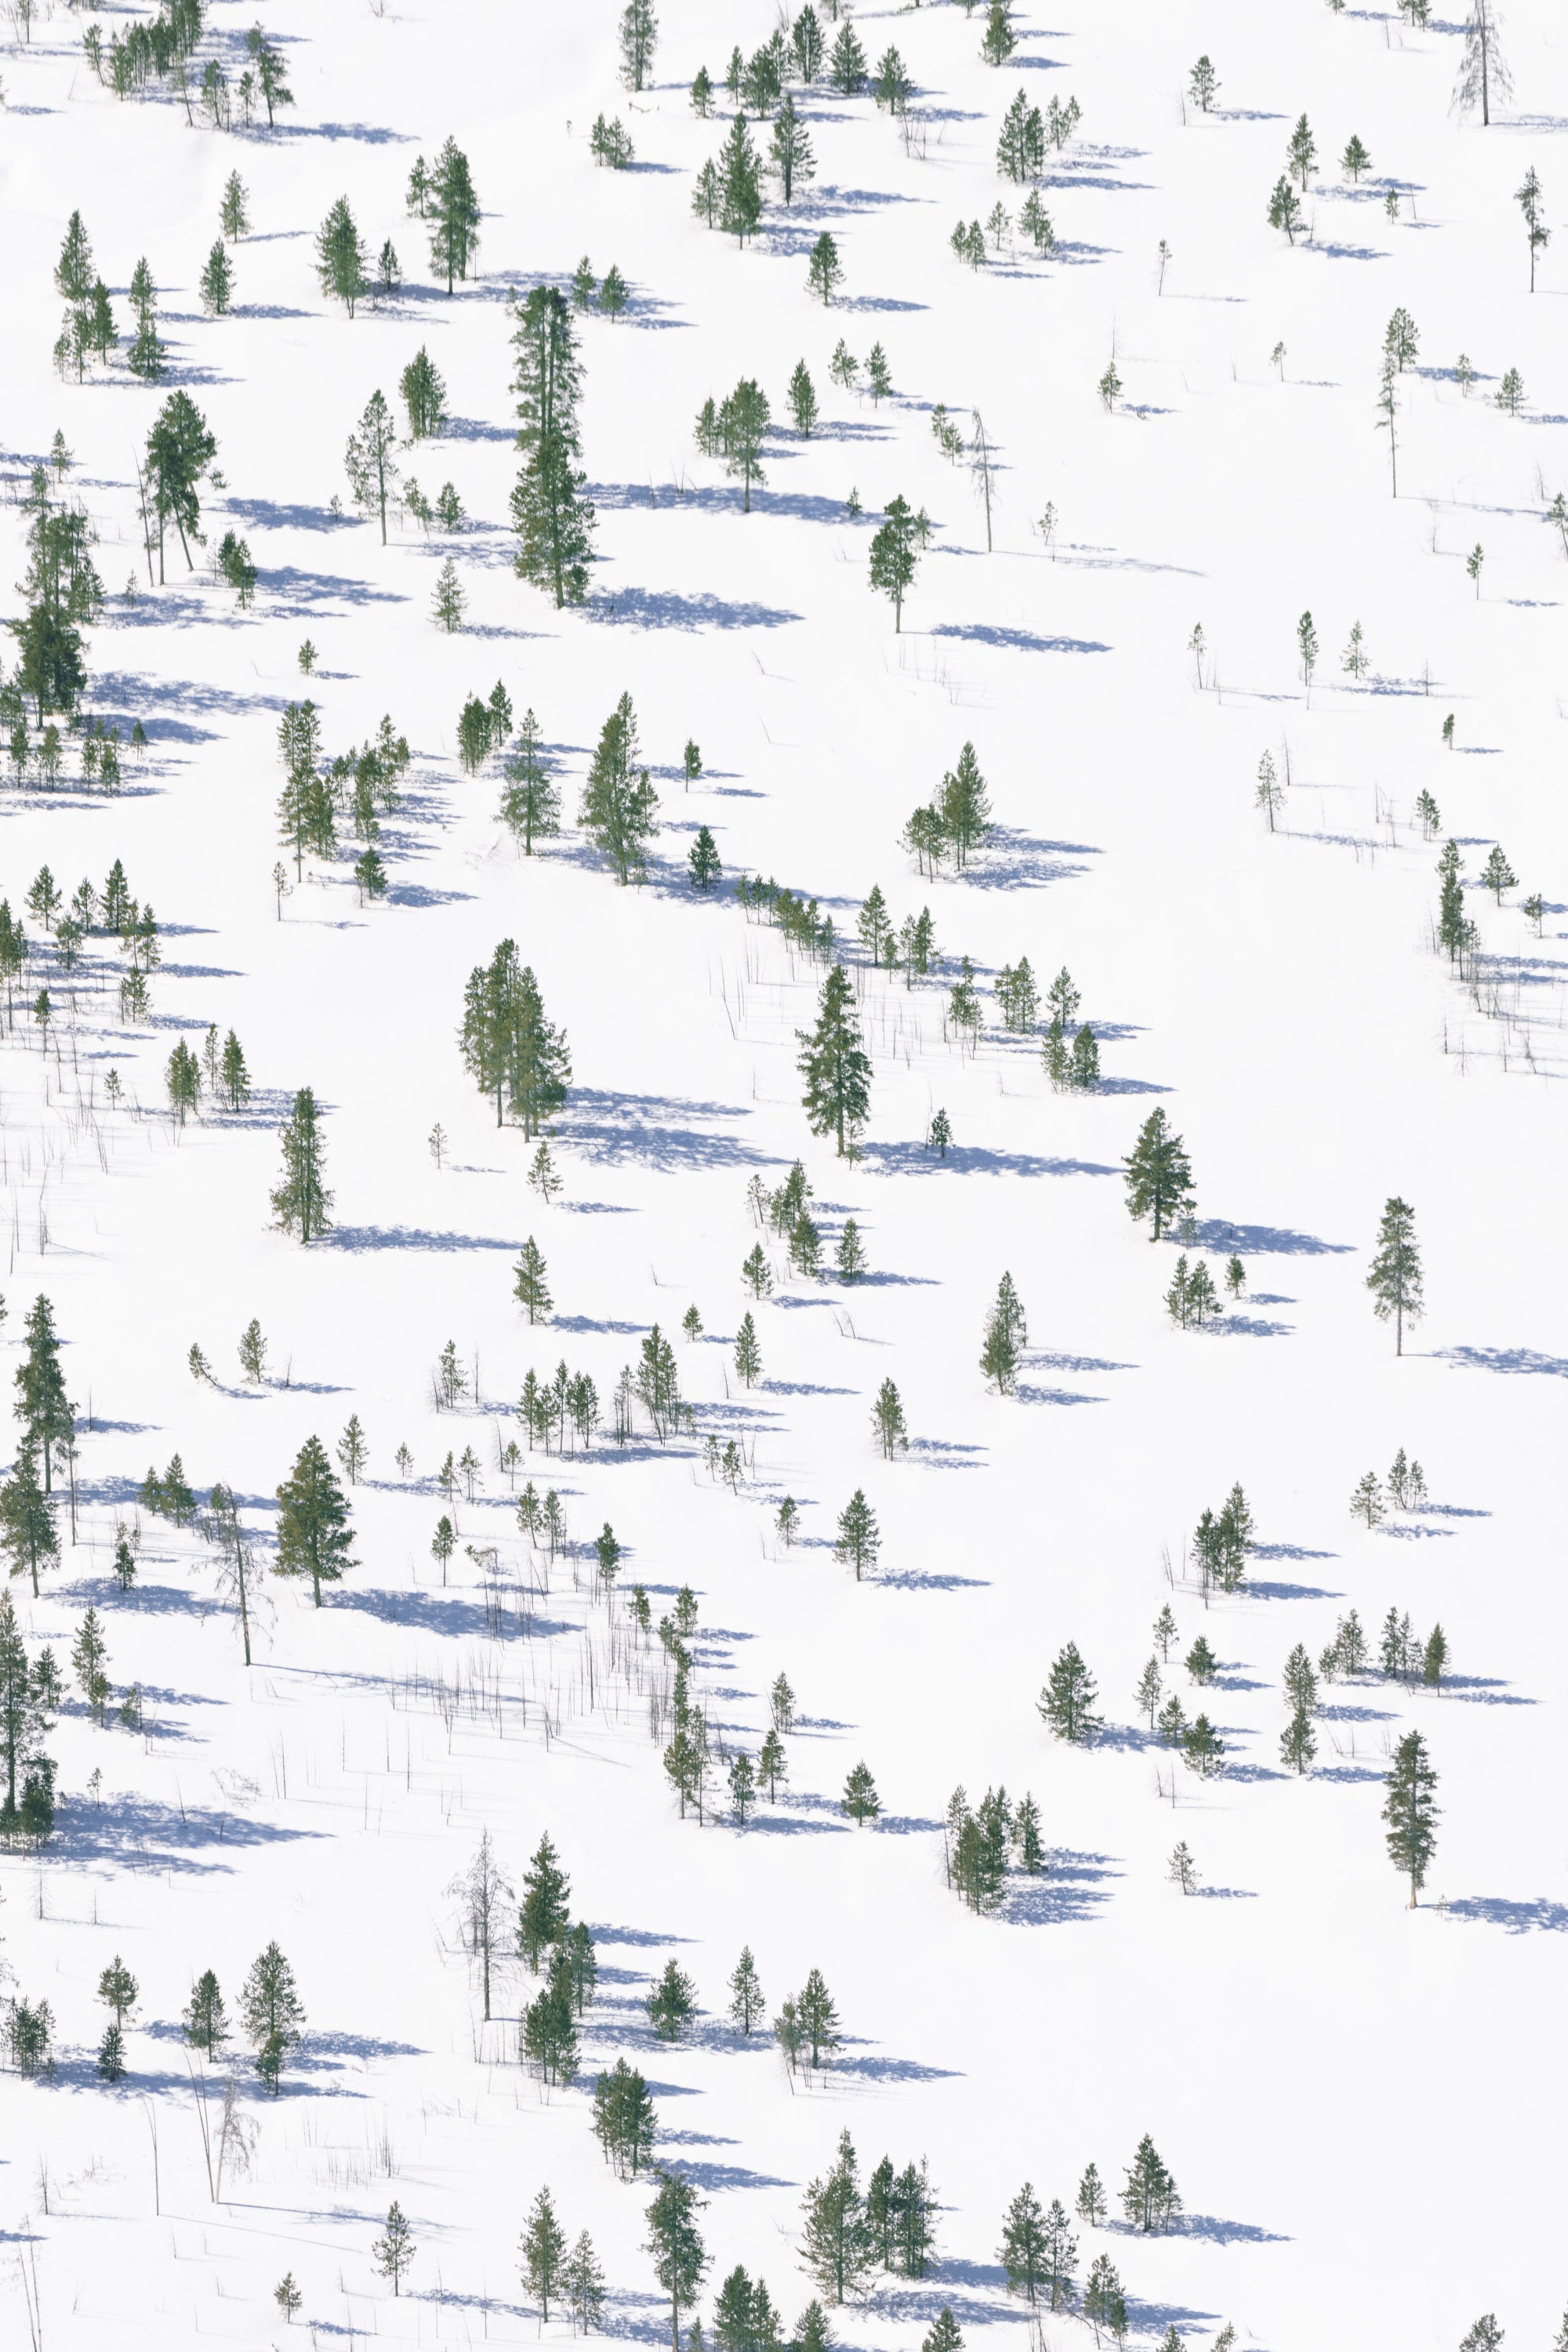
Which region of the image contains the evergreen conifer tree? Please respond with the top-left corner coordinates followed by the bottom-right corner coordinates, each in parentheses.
top-left (1123, 1109), bottom-right (1195, 1240)
top-left (514, 1237), bottom-right (553, 1325)
top-left (144, 392), bottom-right (217, 581)
top-left (645, 2170), bottom-right (709, 2352)
top-left (429, 138), bottom-right (481, 291)
top-left (275, 1436), bottom-right (354, 1607)
top-left (797, 966), bottom-right (870, 1156)
top-left (521, 2186), bottom-right (569, 2321)
top-left (719, 115), bottom-right (764, 245)
top-left (801, 2131), bottom-right (872, 2301)
top-left (771, 94), bottom-right (816, 205)
top-left (510, 288), bottom-right (594, 605)
top-left (241, 1942), bottom-right (304, 2095)
top-left (581, 693), bottom-right (659, 882)
top-left (833, 1490), bottom-right (879, 1580)
top-left (184, 1969), bottom-right (228, 2056)
top-left (729, 1947), bottom-right (766, 2031)
top-left (1038, 1644), bottom-right (1098, 1743)
top-left (980, 1272), bottom-right (1027, 1395)
top-left (315, 197), bottom-right (368, 315)
top-left (1382, 1727), bottom-right (1439, 1905)
top-left (372, 2202), bottom-right (416, 2295)
top-left (518, 1832), bottom-right (570, 1968)
top-left (199, 241), bottom-right (234, 317)
top-left (460, 945), bottom-right (571, 1132)
top-left (270, 1087), bottom-right (332, 1241)
top-left (869, 495), bottom-right (919, 629)
top-left (1366, 1196), bottom-right (1423, 1355)
top-left (841, 1761), bottom-right (880, 1824)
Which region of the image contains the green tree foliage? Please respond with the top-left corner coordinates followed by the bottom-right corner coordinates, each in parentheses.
top-left (511, 288), bottom-right (595, 605)
top-left (869, 495), bottom-right (919, 630)
top-left (841, 1760), bottom-right (880, 1825)
top-left (429, 137), bottom-right (481, 292)
top-left (241, 1941), bottom-right (304, 2096)
top-left (1122, 2136), bottom-right (1181, 2232)
top-left (275, 1436), bottom-right (354, 1608)
top-left (270, 1087), bottom-right (332, 1241)
top-left (144, 393), bottom-right (217, 583)
top-left (315, 195), bottom-right (368, 315)
top-left (797, 965), bottom-right (871, 1156)
top-left (1383, 1727), bottom-right (1439, 1906)
top-left (801, 2131), bottom-right (873, 2303)
top-left (581, 692), bottom-right (659, 883)
top-left (647, 1958), bottom-right (698, 2042)
top-left (1366, 1196), bottom-right (1423, 1355)
top-left (1038, 1643), bottom-right (1098, 1743)
top-left (645, 2170), bottom-right (709, 2352)
top-left (833, 1489), bottom-right (879, 1580)
top-left (980, 1272), bottom-right (1027, 1396)
top-left (460, 944), bottom-right (571, 1133)
top-left (1123, 1109), bottom-right (1195, 1240)
top-left (521, 2186), bottom-right (569, 2321)
top-left (345, 390), bottom-right (400, 544)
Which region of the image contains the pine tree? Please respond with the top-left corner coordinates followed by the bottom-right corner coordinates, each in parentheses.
top-left (510, 288), bottom-right (595, 606)
top-left (1280, 1706), bottom-right (1316, 1775)
top-left (828, 22), bottom-right (868, 94)
top-left (869, 495), bottom-right (919, 630)
top-left (923, 2314), bottom-right (962, 2352)
top-left (870, 1379), bottom-right (906, 1457)
top-left (1268, 176), bottom-right (1304, 245)
top-left (429, 137), bottom-right (481, 292)
top-left (619, 0), bottom-right (658, 90)
top-left (801, 2131), bottom-right (872, 2301)
top-left (771, 93), bottom-right (816, 205)
top-left (1367, 1196), bottom-right (1423, 1356)
top-left (372, 2202), bottom-right (416, 2296)
top-left (833, 1489), bottom-right (879, 1580)
top-left (1038, 1643), bottom-right (1098, 1743)
top-left (1383, 1727), bottom-right (1439, 1906)
top-left (519, 2186), bottom-right (569, 2321)
top-left (591, 2057), bottom-right (657, 2178)
top-left (460, 944), bottom-right (570, 1132)
top-left (270, 1087), bottom-right (332, 1242)
top-left (841, 1761), bottom-right (880, 1825)
top-left (97, 1953), bottom-right (138, 2028)
top-left (719, 114), bottom-right (764, 245)
top-left (1123, 1109), bottom-right (1195, 1240)
top-left (980, 1271), bottom-right (1027, 1395)
top-left (199, 241), bottom-right (234, 318)
top-left (514, 1237), bottom-right (553, 1325)
top-left (241, 1942), bottom-right (304, 2095)
top-left (1287, 112), bottom-right (1317, 188)
top-left (144, 391), bottom-right (217, 580)
top-left (1075, 2163), bottom-right (1107, 2229)
top-left (183, 1969), bottom-right (228, 2056)
top-left (275, 1437), bottom-right (354, 1609)
top-left (564, 2231), bottom-right (606, 2331)
top-left (731, 1310), bottom-right (763, 1388)
top-left (797, 966), bottom-right (871, 1156)
top-left (220, 171), bottom-right (250, 242)
top-left (581, 693), bottom-right (659, 883)
top-left (518, 1832), bottom-right (571, 1969)
top-left (315, 196), bottom-right (368, 315)
top-left (499, 710), bottom-right (561, 853)
top-left (998, 2183), bottom-right (1048, 2300)
top-left (646, 2170), bottom-right (709, 2352)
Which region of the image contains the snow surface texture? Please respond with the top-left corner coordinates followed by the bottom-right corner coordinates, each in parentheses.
top-left (2, 1), bottom-right (1566, 2346)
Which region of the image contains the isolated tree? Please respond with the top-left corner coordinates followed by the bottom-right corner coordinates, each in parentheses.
top-left (841, 1761), bottom-right (880, 1825)
top-left (647, 1958), bottom-right (699, 2042)
top-left (1287, 113), bottom-right (1317, 188)
top-left (834, 1490), bottom-right (880, 1580)
top-left (870, 1380), bottom-right (906, 1459)
top-left (1269, 177), bottom-right (1304, 245)
top-left (1123, 1109), bottom-right (1194, 1240)
top-left (729, 1947), bottom-right (766, 2033)
top-left (581, 693), bottom-right (659, 883)
top-left (1039, 1644), bottom-right (1098, 1743)
top-left (270, 1087), bottom-right (333, 1241)
top-left (999, 2184), bottom-right (1049, 2302)
top-left (241, 1942), bottom-right (304, 2095)
top-left (511, 287), bottom-right (595, 605)
top-left (1189, 56), bottom-right (1219, 112)
top-left (1122, 2137), bottom-right (1181, 2233)
top-left (645, 2171), bottom-right (708, 2352)
top-left (798, 966), bottom-right (871, 1156)
top-left (514, 1237), bottom-right (554, 1325)
top-left (807, 231), bottom-right (844, 304)
top-left (1480, 844), bottom-right (1516, 904)
top-left (938, 742), bottom-right (993, 868)
top-left (980, 1272), bottom-right (1027, 1396)
top-left (521, 2186), bottom-right (569, 2321)
top-left (183, 1970), bottom-right (229, 2058)
top-left (345, 390), bottom-right (400, 545)
top-left (1383, 1728), bottom-right (1439, 1906)
top-left (199, 242), bottom-right (234, 318)
top-left (620, 0), bottom-right (658, 91)
top-left (1452, 0), bottom-right (1512, 126)
top-left (145, 391), bottom-right (217, 581)
top-left (429, 137), bottom-right (481, 292)
top-left (248, 21), bottom-right (293, 125)
top-left (1515, 166), bottom-right (1548, 289)
top-left (828, 22), bottom-right (868, 94)
top-left (869, 496), bottom-right (919, 630)
top-left (718, 379), bottom-right (771, 513)
top-left (221, 171), bottom-right (251, 241)
top-left (372, 2203), bottom-right (416, 2296)
top-left (452, 1830), bottom-right (513, 2022)
top-left (1367, 1197), bottom-right (1423, 1355)
top-left (316, 196), bottom-right (368, 315)
top-left (980, 3), bottom-right (1016, 66)
top-left (275, 1436), bottom-right (354, 1608)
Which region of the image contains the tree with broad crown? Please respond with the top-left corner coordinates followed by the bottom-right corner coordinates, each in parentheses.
top-left (1458, 2323), bottom-right (1504, 2352)
top-left (1122, 2136), bottom-right (1181, 2232)
top-left (510, 288), bottom-right (595, 606)
top-left (797, 965), bottom-right (871, 1158)
top-left (869, 495), bottom-right (919, 630)
top-left (1123, 1108), bottom-right (1194, 1240)
top-left (645, 2170), bottom-right (709, 2352)
top-left (372, 2202), bottom-right (416, 2295)
top-left (1366, 1196), bottom-right (1422, 1355)
top-left (270, 1087), bottom-right (333, 1242)
top-left (834, 1490), bottom-right (879, 1580)
top-left (924, 2314), bottom-right (963, 2352)
top-left (520, 2185), bottom-right (569, 2321)
top-left (1039, 1643), bottom-right (1098, 1743)
top-left (1383, 1727), bottom-right (1439, 1906)
top-left (275, 1436), bottom-right (354, 1607)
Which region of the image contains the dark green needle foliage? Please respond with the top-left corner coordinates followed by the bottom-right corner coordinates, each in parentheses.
top-left (275, 1436), bottom-right (354, 1608)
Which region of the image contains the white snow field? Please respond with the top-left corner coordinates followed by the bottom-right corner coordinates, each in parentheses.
top-left (2, 0), bottom-right (1568, 2346)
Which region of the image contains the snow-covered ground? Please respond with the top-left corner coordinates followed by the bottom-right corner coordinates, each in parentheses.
top-left (2, 1), bottom-right (1567, 2345)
